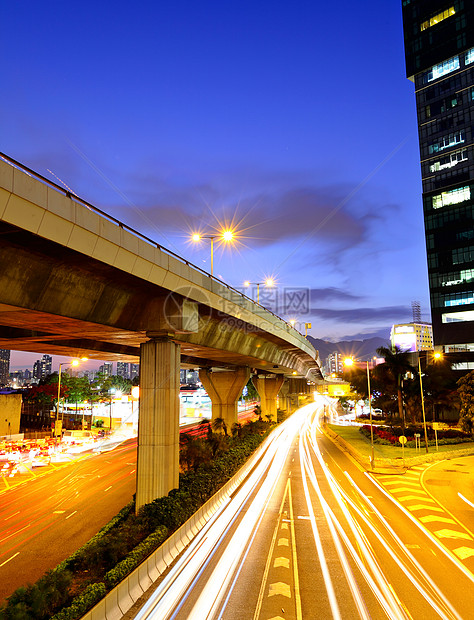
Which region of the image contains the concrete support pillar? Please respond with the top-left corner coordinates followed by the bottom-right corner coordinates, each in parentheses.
top-left (279, 380), bottom-right (290, 414)
top-left (251, 374), bottom-right (285, 422)
top-left (199, 367), bottom-right (250, 430)
top-left (136, 336), bottom-right (180, 511)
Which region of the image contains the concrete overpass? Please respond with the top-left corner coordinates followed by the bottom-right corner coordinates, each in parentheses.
top-left (0, 153), bottom-right (322, 508)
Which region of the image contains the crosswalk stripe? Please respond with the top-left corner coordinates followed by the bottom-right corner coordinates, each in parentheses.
top-left (420, 515), bottom-right (456, 524)
top-left (435, 529), bottom-right (472, 541)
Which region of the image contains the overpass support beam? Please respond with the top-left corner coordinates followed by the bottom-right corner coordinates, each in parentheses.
top-left (252, 374), bottom-right (284, 422)
top-left (199, 367), bottom-right (250, 431)
top-left (136, 335), bottom-right (180, 511)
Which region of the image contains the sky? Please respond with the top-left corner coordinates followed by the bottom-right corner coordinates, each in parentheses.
top-left (2, 1), bottom-right (429, 371)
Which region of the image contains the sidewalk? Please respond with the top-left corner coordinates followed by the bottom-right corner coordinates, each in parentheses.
top-left (324, 422), bottom-right (474, 474)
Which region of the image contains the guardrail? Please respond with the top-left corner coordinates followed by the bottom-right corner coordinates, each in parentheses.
top-left (79, 428), bottom-right (274, 620)
top-left (0, 152), bottom-right (309, 344)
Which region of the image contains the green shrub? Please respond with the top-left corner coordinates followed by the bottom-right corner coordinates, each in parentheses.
top-left (0, 569), bottom-right (72, 620)
top-left (104, 526), bottom-right (168, 588)
top-left (49, 583), bottom-right (106, 620)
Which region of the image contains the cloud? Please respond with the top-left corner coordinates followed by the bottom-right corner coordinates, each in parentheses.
top-left (310, 305), bottom-right (412, 324)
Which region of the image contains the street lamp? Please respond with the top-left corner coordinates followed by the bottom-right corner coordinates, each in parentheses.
top-left (243, 278), bottom-right (274, 304)
top-left (418, 351), bottom-right (443, 453)
top-left (344, 357), bottom-right (375, 470)
top-left (191, 230), bottom-right (234, 277)
top-left (56, 357), bottom-right (88, 435)
top-left (304, 322), bottom-right (312, 337)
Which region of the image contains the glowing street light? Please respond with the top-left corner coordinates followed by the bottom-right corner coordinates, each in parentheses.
top-left (243, 278), bottom-right (274, 304)
top-left (344, 357), bottom-right (375, 469)
top-left (418, 350), bottom-right (443, 453)
top-left (56, 357), bottom-right (88, 435)
top-left (191, 230), bottom-right (234, 276)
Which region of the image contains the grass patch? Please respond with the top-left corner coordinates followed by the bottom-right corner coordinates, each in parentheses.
top-left (328, 424), bottom-right (474, 461)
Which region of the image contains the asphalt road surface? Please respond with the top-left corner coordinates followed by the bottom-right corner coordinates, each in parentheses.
top-left (129, 398), bottom-right (474, 619)
top-left (0, 438), bottom-right (137, 602)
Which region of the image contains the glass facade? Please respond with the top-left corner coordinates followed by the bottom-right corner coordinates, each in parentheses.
top-left (403, 0), bottom-right (474, 356)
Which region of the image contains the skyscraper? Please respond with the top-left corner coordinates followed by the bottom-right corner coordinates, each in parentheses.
top-left (402, 1), bottom-right (474, 369)
top-left (117, 362), bottom-right (130, 379)
top-left (0, 349), bottom-right (10, 386)
top-left (41, 355), bottom-right (52, 377)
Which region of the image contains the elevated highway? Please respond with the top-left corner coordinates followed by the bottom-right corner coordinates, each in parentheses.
top-left (0, 153), bottom-right (322, 508)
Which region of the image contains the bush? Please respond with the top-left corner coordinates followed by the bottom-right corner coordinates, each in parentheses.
top-left (1, 569), bottom-right (72, 620)
top-left (104, 526), bottom-right (168, 588)
top-left (49, 583), bottom-right (106, 620)
top-left (1, 418), bottom-right (274, 620)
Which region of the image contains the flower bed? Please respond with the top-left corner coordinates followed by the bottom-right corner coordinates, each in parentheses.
top-left (359, 424), bottom-right (471, 447)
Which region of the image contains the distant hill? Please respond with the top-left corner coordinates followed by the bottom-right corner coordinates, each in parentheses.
top-left (307, 335), bottom-right (390, 362)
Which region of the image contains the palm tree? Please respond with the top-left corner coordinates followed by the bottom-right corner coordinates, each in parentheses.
top-left (376, 346), bottom-right (414, 431)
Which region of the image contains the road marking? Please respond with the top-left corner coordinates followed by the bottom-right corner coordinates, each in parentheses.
top-left (407, 504), bottom-right (444, 512)
top-left (458, 493), bottom-right (474, 509)
top-left (129, 469), bottom-right (136, 474)
top-left (268, 582), bottom-right (291, 598)
top-left (4, 511), bottom-right (20, 520)
top-left (104, 486), bottom-right (112, 492)
top-left (278, 538), bottom-right (289, 546)
top-left (454, 547), bottom-right (474, 560)
top-left (398, 495), bottom-right (435, 502)
top-left (281, 522), bottom-right (289, 530)
top-left (391, 486), bottom-right (426, 493)
top-left (274, 557), bottom-right (290, 568)
top-left (66, 511), bottom-right (77, 520)
top-left (435, 529), bottom-right (472, 540)
top-left (420, 515), bottom-right (456, 524)
top-left (0, 552), bottom-right (20, 567)
top-left (53, 510), bottom-right (66, 514)
top-left (297, 515), bottom-right (311, 520)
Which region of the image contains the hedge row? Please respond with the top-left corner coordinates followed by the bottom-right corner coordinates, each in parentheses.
top-left (0, 420), bottom-right (273, 620)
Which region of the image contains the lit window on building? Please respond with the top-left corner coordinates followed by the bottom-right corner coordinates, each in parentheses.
top-left (429, 131), bottom-right (465, 154)
top-left (432, 186), bottom-right (471, 209)
top-left (444, 293), bottom-right (474, 307)
top-left (442, 310), bottom-right (474, 323)
top-left (441, 269), bottom-right (474, 286)
top-left (423, 56), bottom-right (460, 83)
top-left (430, 148), bottom-right (468, 172)
top-left (420, 7), bottom-right (455, 32)
top-left (466, 48), bottom-right (474, 66)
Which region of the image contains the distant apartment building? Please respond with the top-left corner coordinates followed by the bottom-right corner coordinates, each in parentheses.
top-left (130, 363), bottom-right (139, 380)
top-left (98, 362), bottom-right (113, 377)
top-left (0, 349), bottom-right (10, 385)
top-left (117, 362), bottom-right (130, 379)
top-left (41, 355), bottom-right (52, 377)
top-left (390, 322), bottom-right (434, 352)
top-left (326, 352), bottom-right (345, 375)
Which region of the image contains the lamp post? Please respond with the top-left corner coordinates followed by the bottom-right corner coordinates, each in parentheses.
top-left (243, 278), bottom-right (274, 304)
top-left (56, 357), bottom-right (88, 428)
top-left (304, 322), bottom-right (312, 337)
top-left (191, 230), bottom-right (234, 277)
top-left (418, 351), bottom-right (442, 453)
top-left (344, 357), bottom-right (375, 469)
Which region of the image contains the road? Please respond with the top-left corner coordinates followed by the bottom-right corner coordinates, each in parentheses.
top-left (0, 439), bottom-right (137, 601)
top-left (0, 408), bottom-right (257, 603)
top-left (129, 397), bottom-right (474, 619)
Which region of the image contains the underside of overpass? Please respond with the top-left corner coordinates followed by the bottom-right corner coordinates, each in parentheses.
top-left (0, 219), bottom-right (319, 380)
top-left (0, 153), bottom-right (322, 509)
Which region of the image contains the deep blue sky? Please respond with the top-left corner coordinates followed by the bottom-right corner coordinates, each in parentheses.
top-left (3, 1), bottom-right (428, 370)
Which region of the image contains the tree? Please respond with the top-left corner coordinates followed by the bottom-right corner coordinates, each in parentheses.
top-left (457, 370), bottom-right (474, 434)
top-left (375, 346), bottom-right (414, 430)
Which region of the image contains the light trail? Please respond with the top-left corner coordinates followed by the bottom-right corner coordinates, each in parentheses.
top-left (135, 412), bottom-right (304, 619)
top-left (131, 397), bottom-right (470, 619)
